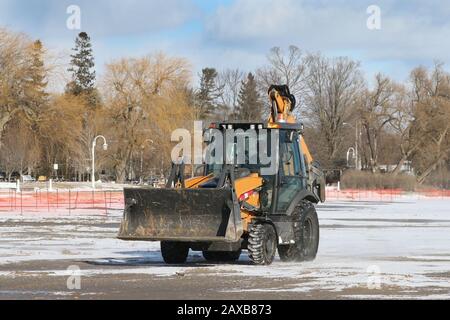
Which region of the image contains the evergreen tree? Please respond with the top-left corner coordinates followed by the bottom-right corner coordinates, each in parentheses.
top-left (66, 32), bottom-right (96, 97)
top-left (195, 68), bottom-right (222, 119)
top-left (25, 40), bottom-right (48, 110)
top-left (236, 73), bottom-right (263, 121)
top-left (65, 32), bottom-right (100, 175)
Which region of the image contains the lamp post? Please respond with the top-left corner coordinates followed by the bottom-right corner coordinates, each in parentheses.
top-left (343, 122), bottom-right (361, 170)
top-left (92, 135), bottom-right (108, 190)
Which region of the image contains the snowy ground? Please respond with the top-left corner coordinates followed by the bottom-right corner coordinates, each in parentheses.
top-left (0, 197), bottom-right (449, 300)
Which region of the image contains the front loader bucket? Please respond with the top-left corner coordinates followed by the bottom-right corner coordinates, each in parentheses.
top-left (118, 188), bottom-right (243, 243)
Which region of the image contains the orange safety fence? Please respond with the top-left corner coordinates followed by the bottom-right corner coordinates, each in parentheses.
top-left (325, 188), bottom-right (450, 201)
top-left (0, 190), bottom-right (124, 216)
top-left (0, 188), bottom-right (449, 216)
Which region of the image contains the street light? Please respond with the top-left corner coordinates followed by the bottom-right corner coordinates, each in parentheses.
top-left (343, 122), bottom-right (361, 170)
top-left (92, 135), bottom-right (108, 190)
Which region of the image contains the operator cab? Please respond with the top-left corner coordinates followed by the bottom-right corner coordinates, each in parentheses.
top-left (201, 121), bottom-right (314, 213)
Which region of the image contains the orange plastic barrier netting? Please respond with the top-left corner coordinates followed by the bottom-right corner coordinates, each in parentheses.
top-left (0, 188), bottom-right (449, 216)
top-left (325, 188), bottom-right (450, 201)
top-left (0, 190), bottom-right (124, 215)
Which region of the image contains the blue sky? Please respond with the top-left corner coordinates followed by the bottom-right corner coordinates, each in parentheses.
top-left (1, 0), bottom-right (449, 88)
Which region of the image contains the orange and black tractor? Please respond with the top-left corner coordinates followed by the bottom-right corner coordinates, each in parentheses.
top-left (118, 85), bottom-right (325, 265)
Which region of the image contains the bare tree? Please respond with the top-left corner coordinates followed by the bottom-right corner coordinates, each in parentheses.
top-left (217, 69), bottom-right (245, 119)
top-left (257, 46), bottom-right (308, 116)
top-left (390, 79), bottom-right (422, 175)
top-left (101, 53), bottom-right (193, 182)
top-left (0, 28), bottom-right (34, 137)
top-left (359, 74), bottom-right (398, 171)
top-left (34, 94), bottom-right (84, 177)
top-left (411, 63), bottom-right (450, 184)
top-left (305, 54), bottom-right (364, 163)
top-left (0, 119), bottom-right (40, 180)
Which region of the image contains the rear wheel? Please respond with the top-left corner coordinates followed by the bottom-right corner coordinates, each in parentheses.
top-left (161, 241), bottom-right (189, 264)
top-left (203, 250), bottom-right (241, 262)
top-left (248, 223), bottom-right (277, 265)
top-left (278, 201), bottom-right (320, 262)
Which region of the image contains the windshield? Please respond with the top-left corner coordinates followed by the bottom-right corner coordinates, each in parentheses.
top-left (205, 130), bottom-right (274, 176)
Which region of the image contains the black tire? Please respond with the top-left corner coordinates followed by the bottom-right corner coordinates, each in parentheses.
top-left (203, 250), bottom-right (242, 262)
top-left (278, 201), bottom-right (320, 262)
top-left (161, 241), bottom-right (189, 264)
top-left (248, 223), bottom-right (277, 265)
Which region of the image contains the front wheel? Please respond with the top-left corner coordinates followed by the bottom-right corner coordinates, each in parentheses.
top-left (278, 201), bottom-right (320, 262)
top-left (161, 241), bottom-right (189, 264)
top-left (248, 223), bottom-right (277, 265)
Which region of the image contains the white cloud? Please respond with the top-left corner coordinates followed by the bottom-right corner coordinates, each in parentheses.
top-left (0, 0), bottom-right (199, 38)
top-left (3, 0), bottom-right (450, 86)
top-left (206, 0), bottom-right (299, 41)
top-left (205, 0), bottom-right (450, 68)
top-left (206, 0), bottom-right (361, 45)
top-left (78, 0), bottom-right (199, 37)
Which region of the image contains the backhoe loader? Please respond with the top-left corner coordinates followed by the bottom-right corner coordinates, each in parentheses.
top-left (118, 85), bottom-right (325, 265)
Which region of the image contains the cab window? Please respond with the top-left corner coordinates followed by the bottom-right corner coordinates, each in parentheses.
top-left (276, 131), bottom-right (304, 212)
